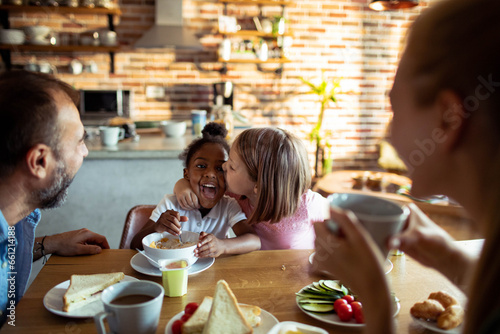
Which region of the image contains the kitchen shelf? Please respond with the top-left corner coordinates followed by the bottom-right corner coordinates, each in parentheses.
top-left (218, 57), bottom-right (290, 63)
top-left (0, 4), bottom-right (121, 73)
top-left (220, 30), bottom-right (292, 38)
top-left (216, 0), bottom-right (292, 74)
top-left (0, 44), bottom-right (119, 52)
top-left (218, 0), bottom-right (293, 5)
top-left (0, 5), bottom-right (121, 15)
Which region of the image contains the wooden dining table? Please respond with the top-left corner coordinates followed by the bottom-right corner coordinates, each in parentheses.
top-left (0, 239), bottom-right (482, 334)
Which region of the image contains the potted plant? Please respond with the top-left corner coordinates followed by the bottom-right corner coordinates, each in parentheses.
top-left (300, 72), bottom-right (341, 177)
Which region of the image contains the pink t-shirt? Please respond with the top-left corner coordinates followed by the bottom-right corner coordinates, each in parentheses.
top-left (232, 190), bottom-right (328, 250)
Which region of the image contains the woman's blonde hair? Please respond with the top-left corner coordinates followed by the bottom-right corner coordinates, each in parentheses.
top-left (406, 0), bottom-right (500, 332)
top-left (232, 127), bottom-right (311, 225)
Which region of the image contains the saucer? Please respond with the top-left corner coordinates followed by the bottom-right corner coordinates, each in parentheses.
top-left (130, 253), bottom-right (214, 277)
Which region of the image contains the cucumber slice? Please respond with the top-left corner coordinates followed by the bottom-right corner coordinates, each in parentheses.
top-left (300, 303), bottom-right (335, 313)
top-left (323, 280), bottom-right (344, 292)
top-left (298, 299), bottom-right (335, 304)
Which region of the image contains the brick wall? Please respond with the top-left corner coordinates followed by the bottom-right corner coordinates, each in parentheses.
top-left (6, 0), bottom-right (432, 174)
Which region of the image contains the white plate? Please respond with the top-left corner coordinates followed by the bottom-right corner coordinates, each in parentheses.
top-left (130, 253), bottom-right (215, 277)
top-left (164, 304), bottom-right (278, 334)
top-left (308, 252), bottom-right (393, 275)
top-left (43, 275), bottom-right (138, 318)
top-left (411, 315), bottom-right (463, 333)
top-left (296, 286), bottom-right (400, 328)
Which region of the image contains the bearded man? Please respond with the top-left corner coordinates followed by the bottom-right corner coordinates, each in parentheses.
top-left (0, 71), bottom-right (109, 325)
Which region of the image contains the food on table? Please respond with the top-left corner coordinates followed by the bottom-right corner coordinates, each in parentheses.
top-left (437, 304), bottom-right (465, 330)
top-left (149, 237), bottom-right (196, 249)
top-left (202, 280), bottom-right (253, 334)
top-left (410, 299), bottom-right (445, 320)
top-left (296, 280), bottom-right (364, 323)
top-left (410, 291), bottom-right (464, 330)
top-left (428, 291), bottom-right (459, 309)
top-left (176, 280), bottom-right (261, 334)
top-left (62, 272), bottom-right (124, 312)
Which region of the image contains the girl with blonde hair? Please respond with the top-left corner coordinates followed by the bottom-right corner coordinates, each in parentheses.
top-left (175, 127), bottom-right (328, 250)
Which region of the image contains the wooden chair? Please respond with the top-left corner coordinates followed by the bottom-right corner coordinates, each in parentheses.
top-left (119, 204), bottom-right (156, 249)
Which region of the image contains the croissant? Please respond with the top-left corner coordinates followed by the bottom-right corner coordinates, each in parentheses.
top-left (428, 291), bottom-right (459, 309)
top-left (437, 304), bottom-right (464, 330)
top-left (410, 299), bottom-right (445, 320)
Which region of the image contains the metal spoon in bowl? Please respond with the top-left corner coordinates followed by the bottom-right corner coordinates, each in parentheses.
top-left (135, 248), bottom-right (160, 267)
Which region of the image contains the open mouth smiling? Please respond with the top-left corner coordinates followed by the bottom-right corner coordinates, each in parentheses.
top-left (200, 182), bottom-right (218, 199)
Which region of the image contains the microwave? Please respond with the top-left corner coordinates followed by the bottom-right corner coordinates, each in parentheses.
top-left (79, 89), bottom-right (132, 124)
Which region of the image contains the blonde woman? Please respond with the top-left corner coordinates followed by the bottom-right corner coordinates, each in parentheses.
top-left (314, 0), bottom-right (500, 333)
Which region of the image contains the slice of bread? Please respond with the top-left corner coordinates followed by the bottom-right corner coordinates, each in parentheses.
top-left (182, 297), bottom-right (261, 334)
top-left (182, 297), bottom-right (213, 334)
top-left (62, 272), bottom-right (124, 312)
top-left (202, 280), bottom-right (253, 334)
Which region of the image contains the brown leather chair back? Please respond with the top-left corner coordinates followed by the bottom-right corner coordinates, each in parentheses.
top-left (119, 205), bottom-right (156, 249)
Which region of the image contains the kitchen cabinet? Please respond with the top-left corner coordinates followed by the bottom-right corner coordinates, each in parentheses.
top-left (217, 0), bottom-right (293, 74)
top-left (0, 4), bottom-right (121, 73)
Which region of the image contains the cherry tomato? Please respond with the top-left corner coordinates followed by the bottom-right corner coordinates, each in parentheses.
top-left (184, 302), bottom-right (199, 315)
top-left (334, 298), bottom-right (348, 312)
top-left (171, 319), bottom-right (184, 334)
top-left (342, 295), bottom-right (355, 304)
top-left (351, 301), bottom-right (364, 324)
top-left (336, 303), bottom-right (353, 322)
top-left (180, 313), bottom-right (191, 322)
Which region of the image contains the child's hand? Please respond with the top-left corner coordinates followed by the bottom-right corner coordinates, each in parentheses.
top-left (155, 210), bottom-right (188, 236)
top-left (174, 178), bottom-right (200, 210)
top-left (195, 232), bottom-right (224, 258)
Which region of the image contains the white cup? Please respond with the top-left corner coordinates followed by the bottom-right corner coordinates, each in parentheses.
top-left (100, 126), bottom-right (125, 146)
top-left (94, 280), bottom-right (164, 334)
top-left (328, 193), bottom-right (410, 258)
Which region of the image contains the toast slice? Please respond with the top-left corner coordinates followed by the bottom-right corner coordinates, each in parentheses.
top-left (202, 280), bottom-right (253, 334)
top-left (62, 272), bottom-right (124, 312)
top-left (182, 296), bottom-right (261, 334)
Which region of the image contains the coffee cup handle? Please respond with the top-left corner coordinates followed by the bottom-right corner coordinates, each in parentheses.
top-left (118, 128), bottom-right (125, 140)
top-left (94, 311), bottom-right (112, 334)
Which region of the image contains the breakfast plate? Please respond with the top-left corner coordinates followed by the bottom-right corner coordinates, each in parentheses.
top-left (411, 315), bottom-right (463, 333)
top-left (308, 252), bottom-right (393, 275)
top-left (164, 304), bottom-right (278, 334)
top-left (43, 275), bottom-right (138, 318)
top-left (130, 253), bottom-right (215, 277)
top-left (296, 284), bottom-right (400, 328)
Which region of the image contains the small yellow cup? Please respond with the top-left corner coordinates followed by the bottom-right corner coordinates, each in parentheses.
top-left (159, 259), bottom-right (190, 297)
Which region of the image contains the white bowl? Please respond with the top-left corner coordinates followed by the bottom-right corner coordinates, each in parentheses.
top-left (268, 321), bottom-right (328, 334)
top-left (23, 26), bottom-right (51, 38)
top-left (160, 121), bottom-right (187, 138)
top-left (0, 29), bottom-right (25, 45)
top-left (142, 231), bottom-right (199, 268)
top-left (99, 30), bottom-right (117, 46)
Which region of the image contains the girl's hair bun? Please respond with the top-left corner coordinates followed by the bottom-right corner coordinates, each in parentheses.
top-left (202, 122), bottom-right (228, 139)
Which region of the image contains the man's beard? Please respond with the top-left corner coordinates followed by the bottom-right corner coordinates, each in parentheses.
top-left (35, 162), bottom-right (75, 209)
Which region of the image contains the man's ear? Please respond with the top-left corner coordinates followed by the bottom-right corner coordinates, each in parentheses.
top-left (436, 89), bottom-right (468, 152)
top-left (183, 168), bottom-right (189, 180)
top-left (25, 144), bottom-right (53, 179)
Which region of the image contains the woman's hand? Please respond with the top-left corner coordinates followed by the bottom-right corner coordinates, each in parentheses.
top-left (390, 203), bottom-right (476, 287)
top-left (313, 208), bottom-right (387, 293)
top-left (195, 232), bottom-right (224, 258)
top-left (313, 209), bottom-right (394, 334)
top-left (155, 210), bottom-right (188, 236)
top-left (174, 178), bottom-right (200, 210)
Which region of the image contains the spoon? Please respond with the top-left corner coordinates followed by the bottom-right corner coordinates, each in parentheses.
top-left (135, 248), bottom-right (160, 267)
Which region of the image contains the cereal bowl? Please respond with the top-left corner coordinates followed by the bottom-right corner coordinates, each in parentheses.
top-left (142, 231), bottom-right (199, 268)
